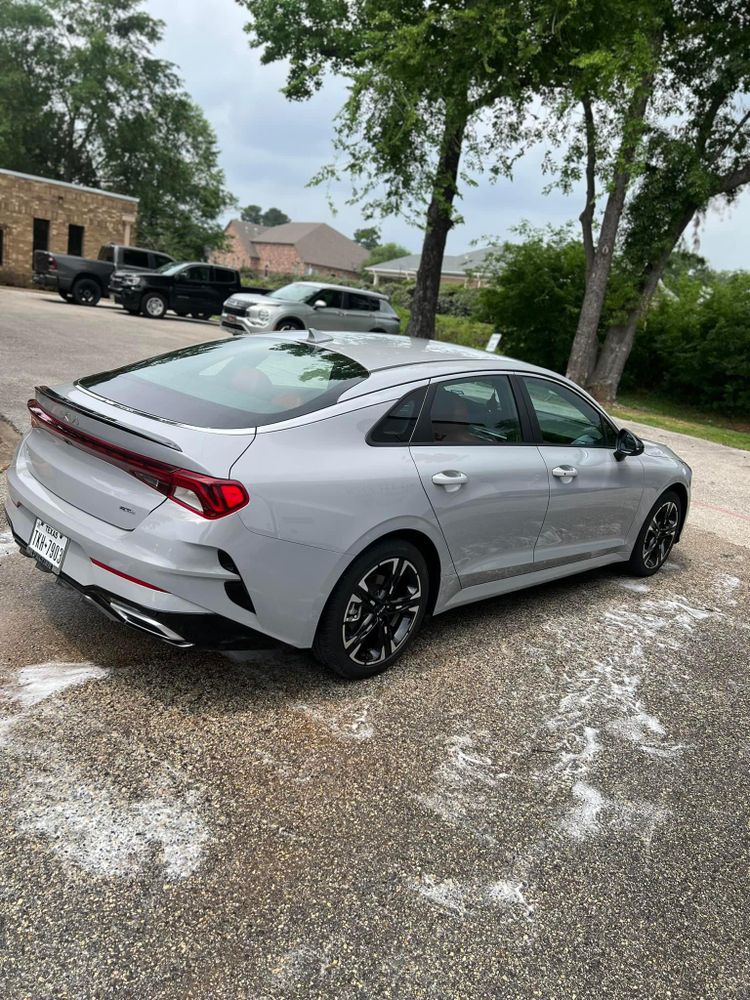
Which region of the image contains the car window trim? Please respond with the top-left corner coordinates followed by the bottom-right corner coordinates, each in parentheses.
top-left (408, 371), bottom-right (536, 447)
top-left (516, 373), bottom-right (619, 448)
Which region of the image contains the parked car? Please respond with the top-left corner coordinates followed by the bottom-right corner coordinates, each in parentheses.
top-left (221, 281), bottom-right (400, 335)
top-left (6, 333), bottom-right (691, 680)
top-left (113, 262), bottom-right (267, 320)
top-left (33, 244), bottom-right (174, 307)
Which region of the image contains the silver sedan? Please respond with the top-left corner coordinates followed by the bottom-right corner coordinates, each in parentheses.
top-left (5, 332), bottom-right (691, 679)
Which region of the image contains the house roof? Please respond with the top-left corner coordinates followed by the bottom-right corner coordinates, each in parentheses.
top-left (365, 245), bottom-right (497, 276)
top-left (228, 220), bottom-right (268, 257)
top-left (226, 220), bottom-right (368, 273)
top-left (0, 167), bottom-right (138, 203)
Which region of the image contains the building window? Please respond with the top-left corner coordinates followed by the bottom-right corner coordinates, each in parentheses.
top-left (67, 224), bottom-right (84, 256)
top-left (32, 218), bottom-right (50, 261)
top-left (0, 228), bottom-right (4, 266)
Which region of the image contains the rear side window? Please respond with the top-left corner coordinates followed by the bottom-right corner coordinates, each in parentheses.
top-left (122, 248), bottom-right (150, 268)
top-left (346, 292), bottom-right (376, 311)
top-left (78, 339), bottom-right (369, 429)
top-left (422, 375), bottom-right (522, 445)
top-left (368, 387), bottom-right (427, 445)
top-left (212, 267), bottom-right (236, 283)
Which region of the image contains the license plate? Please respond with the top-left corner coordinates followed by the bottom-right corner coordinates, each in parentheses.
top-left (28, 518), bottom-right (69, 573)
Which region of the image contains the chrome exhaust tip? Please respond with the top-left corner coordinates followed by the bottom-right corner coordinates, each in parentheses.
top-left (107, 600), bottom-right (194, 648)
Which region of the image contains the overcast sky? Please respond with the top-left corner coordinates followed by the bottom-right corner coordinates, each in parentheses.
top-left (148, 0), bottom-right (749, 269)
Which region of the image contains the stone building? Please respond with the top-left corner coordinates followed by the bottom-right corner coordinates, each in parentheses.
top-left (0, 168), bottom-right (138, 285)
top-left (212, 220), bottom-right (368, 279)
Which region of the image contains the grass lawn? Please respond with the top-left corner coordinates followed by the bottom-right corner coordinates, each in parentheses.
top-left (612, 391), bottom-right (750, 451)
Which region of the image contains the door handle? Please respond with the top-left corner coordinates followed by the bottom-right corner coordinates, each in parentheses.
top-left (432, 470), bottom-right (468, 492)
top-left (552, 465), bottom-right (578, 479)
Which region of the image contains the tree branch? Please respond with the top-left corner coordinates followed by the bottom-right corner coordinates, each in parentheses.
top-left (579, 94), bottom-right (596, 278)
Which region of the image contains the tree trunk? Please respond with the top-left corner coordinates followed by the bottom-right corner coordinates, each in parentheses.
top-left (587, 207), bottom-right (695, 405)
top-left (566, 83), bottom-right (653, 387)
top-left (406, 111), bottom-right (467, 339)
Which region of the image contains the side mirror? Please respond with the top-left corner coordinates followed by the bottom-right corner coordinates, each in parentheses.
top-left (312, 299), bottom-right (327, 309)
top-left (615, 427), bottom-right (644, 461)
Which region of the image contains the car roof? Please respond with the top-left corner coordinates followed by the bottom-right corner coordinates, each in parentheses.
top-left (272, 280), bottom-right (389, 300)
top-left (300, 331), bottom-right (530, 371)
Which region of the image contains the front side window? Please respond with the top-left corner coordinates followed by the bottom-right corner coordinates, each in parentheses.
top-left (184, 265), bottom-right (211, 282)
top-left (269, 282), bottom-right (318, 302)
top-left (310, 288), bottom-right (343, 308)
top-left (152, 252), bottom-right (172, 269)
top-left (424, 376), bottom-right (522, 445)
top-left (522, 377), bottom-right (616, 447)
top-left (79, 340), bottom-right (369, 429)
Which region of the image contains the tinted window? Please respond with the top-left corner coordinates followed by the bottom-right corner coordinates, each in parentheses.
top-left (184, 265), bottom-right (211, 282)
top-left (67, 224), bottom-right (84, 256)
top-left (269, 282), bottom-right (318, 302)
top-left (98, 245), bottom-right (115, 263)
top-left (426, 376), bottom-right (522, 445)
top-left (212, 267), bottom-right (236, 283)
top-left (122, 248), bottom-right (150, 268)
top-left (523, 377), bottom-right (616, 447)
top-left (346, 292), bottom-right (376, 311)
top-left (310, 288), bottom-right (344, 308)
top-left (79, 340), bottom-right (369, 429)
top-left (369, 387), bottom-right (427, 445)
top-left (151, 252), bottom-right (172, 269)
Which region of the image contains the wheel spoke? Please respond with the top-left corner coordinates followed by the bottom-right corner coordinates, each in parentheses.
top-left (343, 613), bottom-right (378, 651)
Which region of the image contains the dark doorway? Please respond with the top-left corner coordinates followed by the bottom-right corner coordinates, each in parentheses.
top-left (32, 217), bottom-right (50, 262)
top-left (0, 227), bottom-right (4, 266)
top-left (67, 223), bottom-right (84, 256)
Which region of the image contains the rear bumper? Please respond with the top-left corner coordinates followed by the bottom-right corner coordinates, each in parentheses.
top-left (9, 526), bottom-right (279, 650)
top-left (33, 273), bottom-right (60, 291)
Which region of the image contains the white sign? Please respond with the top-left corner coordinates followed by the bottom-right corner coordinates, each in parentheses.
top-left (485, 333), bottom-right (502, 353)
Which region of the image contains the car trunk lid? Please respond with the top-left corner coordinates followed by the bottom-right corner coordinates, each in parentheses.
top-left (25, 386), bottom-right (255, 529)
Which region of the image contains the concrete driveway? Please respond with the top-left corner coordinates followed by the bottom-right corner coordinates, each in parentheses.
top-left (1, 287), bottom-right (748, 999)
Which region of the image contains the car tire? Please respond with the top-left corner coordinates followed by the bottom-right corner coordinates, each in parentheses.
top-left (72, 278), bottom-right (101, 307)
top-left (57, 290), bottom-right (72, 302)
top-left (275, 319), bottom-right (304, 331)
top-left (142, 293), bottom-right (167, 319)
top-left (627, 489), bottom-right (683, 576)
top-left (125, 307), bottom-right (140, 315)
top-left (176, 310), bottom-right (188, 317)
top-left (313, 539), bottom-right (430, 680)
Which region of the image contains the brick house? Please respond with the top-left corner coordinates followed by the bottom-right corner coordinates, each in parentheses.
top-left (0, 167), bottom-right (138, 285)
top-left (212, 220), bottom-right (368, 279)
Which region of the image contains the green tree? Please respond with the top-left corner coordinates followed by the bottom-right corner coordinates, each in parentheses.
top-left (353, 226), bottom-right (381, 250)
top-left (364, 242), bottom-right (411, 268)
top-left (240, 0), bottom-right (542, 338)
top-left (558, 0), bottom-right (750, 403)
top-left (0, 0), bottom-right (234, 258)
top-left (477, 225), bottom-right (630, 373)
top-left (241, 204), bottom-right (263, 223)
top-left (260, 207), bottom-right (290, 227)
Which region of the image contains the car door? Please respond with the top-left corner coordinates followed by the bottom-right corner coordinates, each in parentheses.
top-left (174, 264), bottom-right (214, 315)
top-left (307, 287), bottom-right (348, 330)
top-left (518, 375), bottom-right (645, 564)
top-left (344, 290), bottom-right (380, 331)
top-left (409, 374), bottom-right (550, 587)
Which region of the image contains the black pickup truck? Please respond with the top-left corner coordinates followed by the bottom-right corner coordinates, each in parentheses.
top-left (114, 261), bottom-right (267, 320)
top-left (33, 243), bottom-right (174, 306)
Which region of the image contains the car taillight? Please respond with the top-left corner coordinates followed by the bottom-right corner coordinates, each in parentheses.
top-left (47, 253), bottom-right (58, 270)
top-left (27, 399), bottom-right (249, 519)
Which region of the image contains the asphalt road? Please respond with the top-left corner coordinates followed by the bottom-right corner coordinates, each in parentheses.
top-left (1, 287), bottom-right (749, 999)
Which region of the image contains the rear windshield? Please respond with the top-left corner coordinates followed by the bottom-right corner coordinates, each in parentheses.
top-left (78, 338), bottom-right (369, 429)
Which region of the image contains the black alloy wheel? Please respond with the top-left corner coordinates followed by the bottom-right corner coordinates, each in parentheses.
top-left (628, 490), bottom-right (682, 576)
top-left (314, 540), bottom-right (429, 679)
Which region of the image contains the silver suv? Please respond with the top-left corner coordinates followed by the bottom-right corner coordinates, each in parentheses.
top-left (221, 281), bottom-right (400, 336)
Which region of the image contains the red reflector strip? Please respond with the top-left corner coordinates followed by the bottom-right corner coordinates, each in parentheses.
top-left (90, 558), bottom-right (167, 592)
